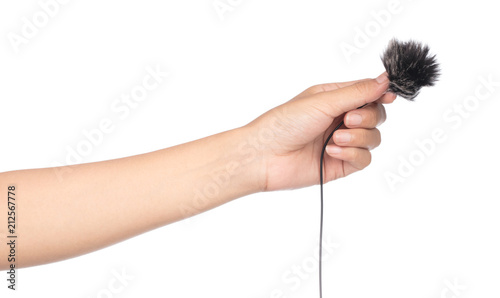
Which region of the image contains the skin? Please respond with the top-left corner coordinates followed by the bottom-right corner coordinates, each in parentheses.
top-left (0, 73), bottom-right (395, 270)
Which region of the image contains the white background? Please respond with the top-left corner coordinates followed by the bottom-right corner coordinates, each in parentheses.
top-left (1, 0), bottom-right (499, 297)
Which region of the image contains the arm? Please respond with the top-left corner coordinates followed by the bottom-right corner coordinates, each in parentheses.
top-left (0, 127), bottom-right (262, 269)
top-left (0, 74), bottom-right (394, 269)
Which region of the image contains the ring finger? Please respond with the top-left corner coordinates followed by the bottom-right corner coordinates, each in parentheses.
top-left (332, 128), bottom-right (381, 150)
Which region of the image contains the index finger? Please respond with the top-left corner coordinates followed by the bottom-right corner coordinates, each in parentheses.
top-left (309, 72), bottom-right (389, 118)
top-left (293, 78), bottom-right (371, 101)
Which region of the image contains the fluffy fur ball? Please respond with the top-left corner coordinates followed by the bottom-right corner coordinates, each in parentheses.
top-left (381, 39), bottom-right (440, 100)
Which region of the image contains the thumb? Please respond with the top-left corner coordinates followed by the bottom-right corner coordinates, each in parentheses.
top-left (310, 72), bottom-right (389, 118)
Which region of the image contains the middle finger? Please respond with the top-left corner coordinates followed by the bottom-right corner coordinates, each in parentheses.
top-left (332, 128), bottom-right (381, 150)
top-left (343, 103), bottom-right (387, 129)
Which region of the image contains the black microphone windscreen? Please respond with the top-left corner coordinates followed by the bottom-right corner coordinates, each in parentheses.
top-left (381, 39), bottom-right (440, 100)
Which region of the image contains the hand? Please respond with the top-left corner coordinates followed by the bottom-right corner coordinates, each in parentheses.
top-left (247, 73), bottom-right (396, 191)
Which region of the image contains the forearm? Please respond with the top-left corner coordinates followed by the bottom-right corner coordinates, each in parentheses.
top-left (0, 126), bottom-right (263, 269)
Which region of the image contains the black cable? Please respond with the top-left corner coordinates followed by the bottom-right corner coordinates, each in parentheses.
top-left (319, 120), bottom-right (344, 298)
top-left (319, 104), bottom-right (367, 298)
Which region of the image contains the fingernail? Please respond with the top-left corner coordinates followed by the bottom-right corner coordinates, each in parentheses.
top-left (376, 72), bottom-right (389, 84)
top-left (387, 92), bottom-right (397, 99)
top-left (326, 145), bottom-right (342, 155)
top-left (335, 131), bottom-right (351, 143)
top-left (346, 113), bottom-right (362, 126)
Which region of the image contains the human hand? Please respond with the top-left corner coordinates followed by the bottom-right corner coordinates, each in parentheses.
top-left (247, 73), bottom-right (396, 192)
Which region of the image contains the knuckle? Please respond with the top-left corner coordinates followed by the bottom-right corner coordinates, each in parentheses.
top-left (372, 129), bottom-right (382, 148)
top-left (352, 82), bottom-right (368, 95)
top-left (349, 148), bottom-right (360, 161)
top-left (376, 103), bottom-right (387, 126)
top-left (364, 104), bottom-right (379, 127)
top-left (349, 130), bottom-right (359, 145)
top-left (363, 129), bottom-right (371, 145)
top-left (352, 80), bottom-right (375, 96)
top-left (353, 129), bottom-right (367, 145)
top-left (376, 128), bottom-right (382, 143)
top-left (364, 152), bottom-right (372, 168)
top-left (306, 84), bottom-right (325, 95)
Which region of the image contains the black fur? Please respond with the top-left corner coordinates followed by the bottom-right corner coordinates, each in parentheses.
top-left (381, 39), bottom-right (440, 100)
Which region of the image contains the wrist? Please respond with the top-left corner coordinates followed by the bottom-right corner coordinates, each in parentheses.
top-left (223, 125), bottom-right (267, 196)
